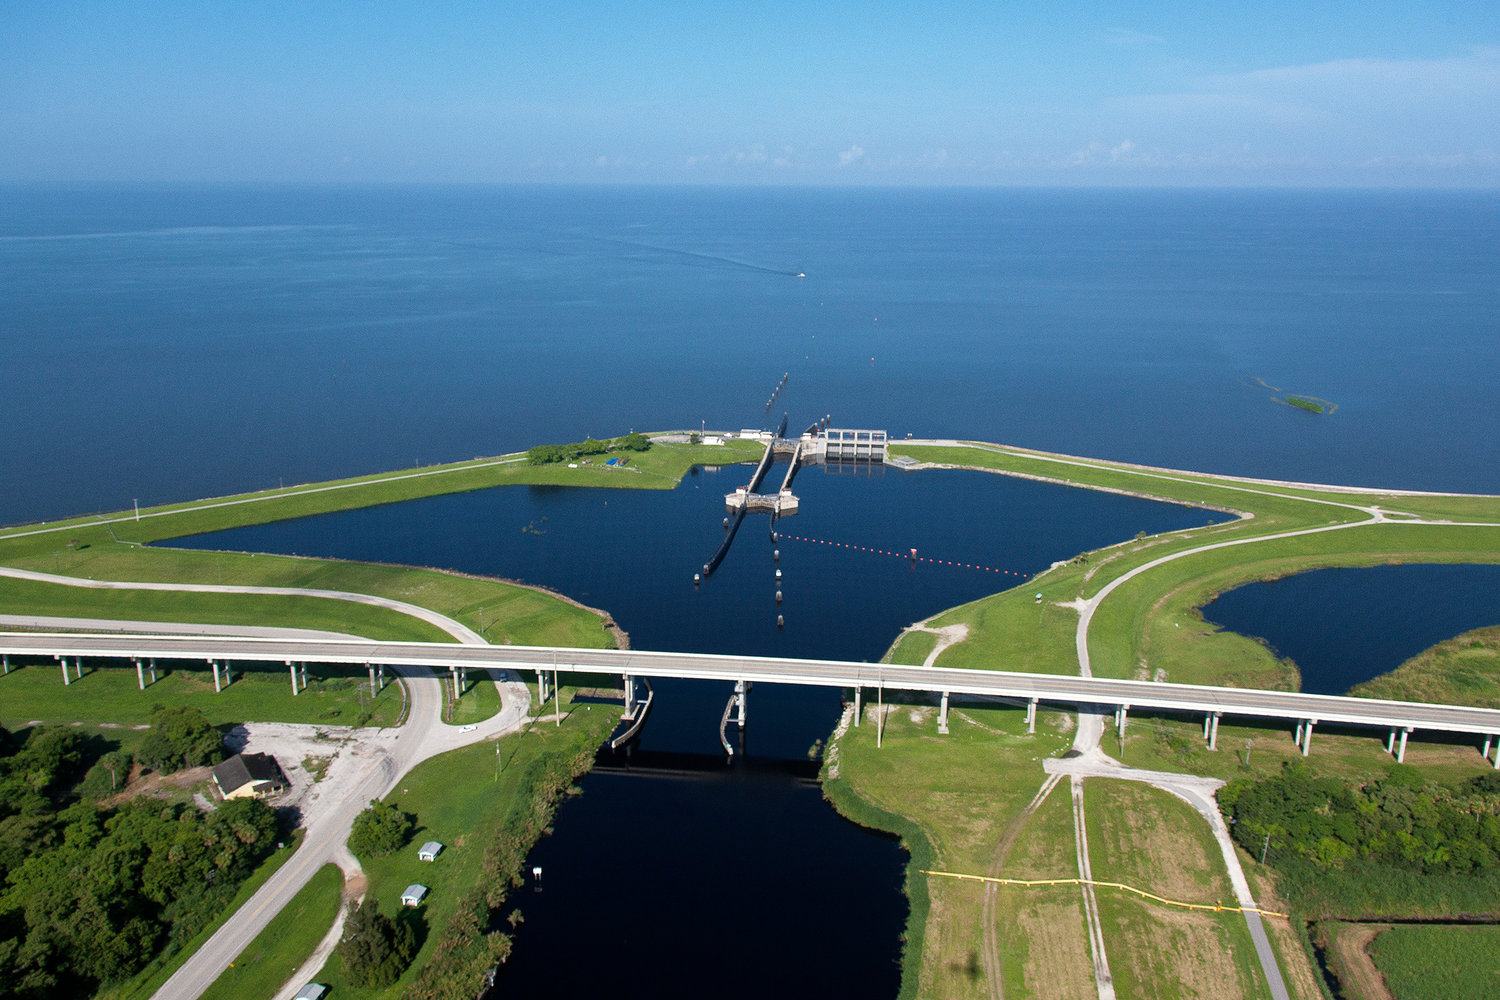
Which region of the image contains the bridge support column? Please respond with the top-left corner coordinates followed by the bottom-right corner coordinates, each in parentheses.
top-left (538, 669), bottom-right (549, 704)
top-left (59, 655), bottom-right (70, 686)
top-left (1494, 740), bottom-right (1500, 770)
top-left (1207, 712), bottom-right (1221, 750)
top-left (1386, 729), bottom-right (1397, 754)
top-left (937, 691), bottom-right (949, 735)
top-left (1483, 734), bottom-right (1492, 761)
top-left (211, 660), bottom-right (221, 693)
top-left (734, 679), bottom-right (747, 730)
top-left (1301, 720), bottom-right (1316, 756)
top-left (853, 687), bottom-right (861, 727)
top-left (623, 674), bottom-right (637, 719)
top-left (150, 658), bottom-right (158, 684)
top-left (1115, 704), bottom-right (1129, 737)
top-left (449, 666), bottom-right (459, 700)
top-left (378, 663), bottom-right (384, 691)
top-left (368, 663), bottom-right (376, 696)
top-left (2, 653), bottom-right (9, 674)
top-left (1396, 727), bottom-right (1411, 763)
top-left (136, 658), bottom-right (145, 690)
top-left (290, 661), bottom-right (299, 695)
top-left (1026, 698), bottom-right (1037, 734)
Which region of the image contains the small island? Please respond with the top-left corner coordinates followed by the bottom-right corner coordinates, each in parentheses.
top-left (1285, 395), bottom-right (1328, 414)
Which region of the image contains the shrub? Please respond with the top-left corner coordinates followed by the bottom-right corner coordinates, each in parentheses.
top-left (138, 705), bottom-right (222, 773)
top-left (348, 799), bottom-right (414, 859)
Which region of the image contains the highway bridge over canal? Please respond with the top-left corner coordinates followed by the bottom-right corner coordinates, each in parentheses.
top-left (6, 632), bottom-right (1500, 765)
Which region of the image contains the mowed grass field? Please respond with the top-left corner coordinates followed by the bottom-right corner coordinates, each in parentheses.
top-left (1368, 924), bottom-right (1500, 1000)
top-left (0, 660), bottom-right (405, 729)
top-left (1083, 781), bottom-right (1269, 1000)
top-left (825, 695), bottom-right (1081, 1000)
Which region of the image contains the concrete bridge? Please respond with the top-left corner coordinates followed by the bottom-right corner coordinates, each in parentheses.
top-left (6, 632), bottom-right (1500, 766)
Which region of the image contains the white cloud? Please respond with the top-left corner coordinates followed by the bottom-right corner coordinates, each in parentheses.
top-left (1107, 47), bottom-right (1500, 162)
top-left (837, 144), bottom-right (865, 167)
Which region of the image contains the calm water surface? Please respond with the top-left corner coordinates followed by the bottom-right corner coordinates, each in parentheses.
top-left (1204, 564), bottom-right (1500, 696)
top-left (6, 186), bottom-right (1500, 526)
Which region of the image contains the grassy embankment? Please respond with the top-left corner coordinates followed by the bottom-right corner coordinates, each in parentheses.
top-left (0, 437), bottom-right (760, 645)
top-left (829, 441), bottom-right (1500, 998)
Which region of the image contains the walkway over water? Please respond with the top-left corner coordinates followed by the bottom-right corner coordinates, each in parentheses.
top-left (7, 632), bottom-right (1500, 764)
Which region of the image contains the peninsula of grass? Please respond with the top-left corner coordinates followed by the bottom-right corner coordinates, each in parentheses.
top-left (886, 441), bottom-right (1500, 692)
top-left (0, 433), bottom-right (758, 646)
top-left (0, 434), bottom-right (762, 554)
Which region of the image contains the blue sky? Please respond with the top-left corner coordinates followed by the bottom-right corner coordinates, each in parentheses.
top-left (3, 2), bottom-right (1497, 186)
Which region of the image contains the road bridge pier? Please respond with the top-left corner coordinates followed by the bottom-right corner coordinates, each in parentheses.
top-left (1026, 697), bottom-right (1038, 734)
top-left (938, 691), bottom-right (950, 734)
top-left (1204, 711), bottom-right (1222, 750)
top-left (623, 674), bottom-right (638, 720)
top-left (1295, 719), bottom-right (1316, 755)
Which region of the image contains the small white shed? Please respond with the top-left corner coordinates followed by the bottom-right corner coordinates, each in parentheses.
top-left (418, 841), bottom-right (443, 861)
top-left (401, 883), bottom-right (429, 907)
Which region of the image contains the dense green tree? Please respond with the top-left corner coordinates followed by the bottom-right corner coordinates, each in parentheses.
top-left (137, 705), bottom-right (221, 773)
top-left (0, 796), bottom-right (277, 992)
top-left (338, 899), bottom-right (417, 987)
top-left (347, 799), bottom-right (414, 859)
top-left (1222, 761), bottom-right (1500, 878)
top-left (78, 750), bottom-right (134, 801)
top-left (617, 431), bottom-right (651, 452)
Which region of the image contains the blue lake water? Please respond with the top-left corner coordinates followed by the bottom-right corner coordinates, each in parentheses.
top-left (1203, 564), bottom-right (1500, 696)
top-left (5, 186), bottom-right (1500, 527)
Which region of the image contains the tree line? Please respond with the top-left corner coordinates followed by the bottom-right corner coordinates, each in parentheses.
top-left (525, 431), bottom-right (651, 465)
top-left (1221, 762), bottom-right (1500, 915)
top-left (0, 707), bottom-right (279, 998)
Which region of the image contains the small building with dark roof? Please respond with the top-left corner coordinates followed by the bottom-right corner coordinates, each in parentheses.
top-left (212, 752), bottom-right (289, 801)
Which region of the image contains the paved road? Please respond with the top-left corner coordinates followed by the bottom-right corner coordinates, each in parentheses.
top-left (10, 631), bottom-right (1500, 741)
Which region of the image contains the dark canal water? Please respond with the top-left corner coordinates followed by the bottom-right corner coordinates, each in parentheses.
top-left (1203, 564), bottom-right (1500, 696)
top-left (173, 461), bottom-right (1224, 996)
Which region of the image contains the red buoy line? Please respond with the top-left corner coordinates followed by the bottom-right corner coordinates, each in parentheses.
top-left (777, 533), bottom-right (1032, 578)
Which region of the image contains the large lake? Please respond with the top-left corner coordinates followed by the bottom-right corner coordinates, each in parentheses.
top-left (5, 186), bottom-right (1500, 528)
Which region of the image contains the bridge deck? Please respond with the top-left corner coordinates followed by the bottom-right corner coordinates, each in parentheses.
top-left (7, 632), bottom-right (1500, 739)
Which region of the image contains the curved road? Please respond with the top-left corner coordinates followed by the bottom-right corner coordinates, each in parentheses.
top-left (0, 568), bottom-right (535, 1000)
